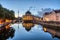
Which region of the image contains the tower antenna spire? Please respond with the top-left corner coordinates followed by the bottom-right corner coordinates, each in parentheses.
top-left (18, 9), bottom-right (19, 29)
top-left (18, 9), bottom-right (19, 17)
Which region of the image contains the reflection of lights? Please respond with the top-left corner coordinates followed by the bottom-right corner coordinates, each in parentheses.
top-left (0, 27), bottom-right (15, 40)
top-left (0, 25), bottom-right (2, 27)
top-left (5, 24), bottom-right (11, 30)
top-left (22, 22), bottom-right (34, 31)
top-left (23, 23), bottom-right (34, 27)
top-left (5, 19), bottom-right (12, 29)
top-left (43, 27), bottom-right (46, 32)
top-left (0, 19), bottom-right (12, 30)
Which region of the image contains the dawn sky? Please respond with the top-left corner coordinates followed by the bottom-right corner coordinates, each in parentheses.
top-left (0, 0), bottom-right (60, 17)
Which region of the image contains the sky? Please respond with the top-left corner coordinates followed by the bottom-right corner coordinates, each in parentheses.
top-left (0, 0), bottom-right (60, 17)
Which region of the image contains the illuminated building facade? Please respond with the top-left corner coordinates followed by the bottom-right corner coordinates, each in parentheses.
top-left (43, 10), bottom-right (60, 21)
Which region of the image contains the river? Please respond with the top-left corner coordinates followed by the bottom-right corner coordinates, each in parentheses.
top-left (5, 23), bottom-right (60, 40)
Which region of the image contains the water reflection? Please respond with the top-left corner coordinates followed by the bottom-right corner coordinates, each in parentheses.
top-left (22, 11), bottom-right (34, 31)
top-left (22, 23), bottom-right (34, 31)
top-left (7, 24), bottom-right (60, 40)
top-left (43, 26), bottom-right (60, 38)
top-left (0, 27), bottom-right (15, 40)
top-left (22, 22), bottom-right (60, 39)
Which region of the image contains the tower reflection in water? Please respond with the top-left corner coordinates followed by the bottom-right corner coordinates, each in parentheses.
top-left (0, 27), bottom-right (15, 40)
top-left (43, 26), bottom-right (60, 38)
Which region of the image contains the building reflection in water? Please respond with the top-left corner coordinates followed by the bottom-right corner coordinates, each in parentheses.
top-left (22, 23), bottom-right (34, 31)
top-left (0, 27), bottom-right (15, 40)
top-left (43, 26), bottom-right (60, 38)
top-left (22, 11), bottom-right (34, 31)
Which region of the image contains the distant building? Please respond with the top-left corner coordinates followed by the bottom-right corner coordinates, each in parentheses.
top-left (22, 11), bottom-right (34, 21)
top-left (33, 16), bottom-right (42, 22)
top-left (43, 10), bottom-right (60, 21)
top-left (15, 17), bottom-right (22, 22)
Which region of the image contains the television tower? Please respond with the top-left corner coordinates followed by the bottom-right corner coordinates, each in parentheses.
top-left (18, 10), bottom-right (19, 29)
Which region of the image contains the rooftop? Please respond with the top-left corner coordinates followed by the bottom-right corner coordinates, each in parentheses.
top-left (44, 10), bottom-right (60, 15)
top-left (25, 11), bottom-right (31, 15)
top-left (54, 10), bottom-right (60, 13)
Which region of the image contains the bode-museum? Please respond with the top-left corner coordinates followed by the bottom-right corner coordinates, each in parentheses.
top-left (22, 11), bottom-right (34, 31)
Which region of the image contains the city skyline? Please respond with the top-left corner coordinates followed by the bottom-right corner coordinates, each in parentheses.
top-left (0, 0), bottom-right (60, 17)
top-left (0, 0), bottom-right (60, 40)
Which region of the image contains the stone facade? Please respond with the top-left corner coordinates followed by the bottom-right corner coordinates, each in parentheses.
top-left (43, 10), bottom-right (60, 21)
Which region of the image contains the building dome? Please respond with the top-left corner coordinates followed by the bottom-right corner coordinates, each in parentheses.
top-left (25, 11), bottom-right (31, 15)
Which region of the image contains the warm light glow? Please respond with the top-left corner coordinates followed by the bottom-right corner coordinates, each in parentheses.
top-left (23, 15), bottom-right (33, 20)
top-left (0, 19), bottom-right (11, 29)
top-left (43, 27), bottom-right (46, 32)
top-left (5, 19), bottom-right (12, 22)
top-left (0, 19), bottom-right (4, 24)
top-left (5, 24), bottom-right (11, 29)
top-left (44, 17), bottom-right (49, 21)
top-left (15, 15), bottom-right (18, 18)
top-left (5, 19), bottom-right (12, 29)
top-left (15, 14), bottom-right (23, 18)
top-left (23, 23), bottom-right (34, 27)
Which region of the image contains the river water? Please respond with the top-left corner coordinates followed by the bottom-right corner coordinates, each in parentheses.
top-left (7, 23), bottom-right (60, 40)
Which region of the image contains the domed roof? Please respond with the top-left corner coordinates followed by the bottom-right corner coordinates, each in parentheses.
top-left (25, 11), bottom-right (31, 15)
